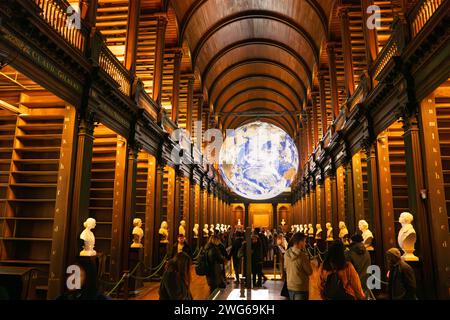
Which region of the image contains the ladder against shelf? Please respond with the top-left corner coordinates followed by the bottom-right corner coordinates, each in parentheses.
top-left (0, 91), bottom-right (77, 299)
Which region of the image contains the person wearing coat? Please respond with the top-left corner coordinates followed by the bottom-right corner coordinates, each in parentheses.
top-left (229, 231), bottom-right (245, 284)
top-left (386, 248), bottom-right (417, 300)
top-left (172, 234), bottom-right (192, 258)
top-left (345, 234), bottom-right (371, 291)
top-left (205, 235), bottom-right (226, 294)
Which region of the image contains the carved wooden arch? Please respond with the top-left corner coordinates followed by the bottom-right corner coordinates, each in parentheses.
top-left (201, 39), bottom-right (313, 89)
top-left (212, 74), bottom-right (302, 113)
top-left (209, 59), bottom-right (307, 105)
top-left (220, 98), bottom-right (297, 133)
top-left (218, 86), bottom-right (298, 116)
top-left (190, 10), bottom-right (320, 68)
top-left (228, 116), bottom-right (295, 138)
top-left (178, 0), bottom-right (328, 43)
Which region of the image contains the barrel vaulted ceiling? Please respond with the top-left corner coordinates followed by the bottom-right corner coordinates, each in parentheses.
top-left (162, 0), bottom-right (334, 136)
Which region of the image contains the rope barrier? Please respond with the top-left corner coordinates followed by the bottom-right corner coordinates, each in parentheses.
top-left (104, 261), bottom-right (143, 297)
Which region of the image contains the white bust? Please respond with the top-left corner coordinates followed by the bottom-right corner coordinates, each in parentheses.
top-left (326, 222), bottom-right (333, 241)
top-left (291, 225), bottom-right (295, 233)
top-left (308, 224), bottom-right (314, 237)
top-left (159, 221), bottom-right (169, 244)
top-left (80, 218), bottom-right (96, 256)
top-left (359, 220), bottom-right (374, 251)
top-left (398, 212), bottom-right (419, 261)
top-left (299, 224), bottom-right (304, 233)
top-left (339, 221), bottom-right (349, 244)
top-left (203, 224), bottom-right (209, 237)
top-left (210, 224), bottom-right (215, 234)
top-left (193, 223), bottom-right (199, 238)
top-left (315, 224), bottom-right (322, 239)
top-left (237, 219), bottom-right (242, 226)
top-left (303, 224), bottom-right (308, 233)
top-left (179, 220), bottom-right (186, 236)
top-left (131, 218), bottom-right (144, 248)
top-left (220, 224), bottom-right (225, 233)
top-left (281, 219), bottom-right (286, 226)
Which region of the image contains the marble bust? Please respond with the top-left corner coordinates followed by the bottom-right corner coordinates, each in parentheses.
top-left (131, 218), bottom-right (143, 248)
top-left (359, 220), bottom-right (374, 251)
top-left (210, 224), bottom-right (215, 235)
top-left (179, 220), bottom-right (186, 236)
top-left (193, 223), bottom-right (199, 238)
top-left (237, 219), bottom-right (242, 226)
top-left (80, 218), bottom-right (96, 256)
top-left (339, 221), bottom-right (349, 245)
top-left (299, 224), bottom-right (304, 233)
top-left (303, 224), bottom-right (308, 234)
top-left (398, 212), bottom-right (419, 261)
top-left (159, 221), bottom-right (169, 244)
top-left (326, 222), bottom-right (333, 241)
top-left (308, 224), bottom-right (314, 238)
top-left (315, 224), bottom-right (322, 240)
top-left (203, 224), bottom-right (209, 237)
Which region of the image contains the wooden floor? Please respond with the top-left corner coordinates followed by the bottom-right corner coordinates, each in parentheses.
top-left (135, 263), bottom-right (323, 300)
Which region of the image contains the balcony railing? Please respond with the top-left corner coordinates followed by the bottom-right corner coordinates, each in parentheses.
top-left (99, 44), bottom-right (132, 96)
top-left (371, 36), bottom-right (399, 81)
top-left (410, 0), bottom-right (445, 38)
top-left (34, 0), bottom-right (88, 53)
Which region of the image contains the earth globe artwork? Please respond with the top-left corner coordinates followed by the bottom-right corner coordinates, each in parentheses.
top-left (219, 121), bottom-right (299, 200)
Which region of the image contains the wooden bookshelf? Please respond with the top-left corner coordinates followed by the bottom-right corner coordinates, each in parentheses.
top-left (0, 93), bottom-right (75, 299)
top-left (436, 96), bottom-right (450, 231)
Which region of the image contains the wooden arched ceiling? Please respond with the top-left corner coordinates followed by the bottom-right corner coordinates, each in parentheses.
top-left (170, 0), bottom-right (334, 134)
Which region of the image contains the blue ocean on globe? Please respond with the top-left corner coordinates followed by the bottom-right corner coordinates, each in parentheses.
top-left (219, 121), bottom-right (299, 200)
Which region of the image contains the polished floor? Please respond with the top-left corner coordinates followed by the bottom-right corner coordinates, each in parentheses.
top-left (135, 264), bottom-right (323, 300)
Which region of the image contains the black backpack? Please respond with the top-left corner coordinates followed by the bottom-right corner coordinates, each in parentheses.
top-left (323, 271), bottom-right (354, 300)
top-left (195, 248), bottom-right (209, 276)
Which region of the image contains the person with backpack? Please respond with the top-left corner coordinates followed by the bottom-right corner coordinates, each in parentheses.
top-left (284, 232), bottom-right (313, 300)
top-left (159, 252), bottom-right (193, 300)
top-left (386, 248), bottom-right (417, 300)
top-left (318, 240), bottom-right (365, 300)
top-left (345, 234), bottom-right (371, 291)
top-left (204, 235), bottom-right (227, 294)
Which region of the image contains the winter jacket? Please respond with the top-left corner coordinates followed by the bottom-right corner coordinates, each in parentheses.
top-left (345, 242), bottom-right (371, 289)
top-left (318, 262), bottom-right (365, 300)
top-left (159, 270), bottom-right (192, 300)
top-left (284, 247), bottom-right (313, 292)
top-left (205, 243), bottom-right (226, 289)
top-left (388, 261), bottom-right (417, 300)
top-left (172, 241), bottom-right (192, 258)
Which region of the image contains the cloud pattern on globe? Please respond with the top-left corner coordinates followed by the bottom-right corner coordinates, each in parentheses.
top-left (219, 121), bottom-right (299, 200)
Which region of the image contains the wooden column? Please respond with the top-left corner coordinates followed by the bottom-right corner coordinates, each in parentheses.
top-left (312, 96), bottom-right (319, 146)
top-left (122, 145), bottom-right (138, 272)
top-left (186, 76), bottom-right (195, 136)
top-left (310, 182), bottom-right (317, 227)
top-left (48, 106), bottom-right (77, 299)
top-left (365, 142), bottom-right (384, 267)
top-left (152, 162), bottom-right (165, 265)
top-left (352, 152), bottom-right (366, 223)
top-left (144, 156), bottom-right (156, 268)
top-left (403, 111), bottom-right (436, 299)
top-left (198, 181), bottom-right (205, 246)
top-left (171, 49), bottom-right (183, 124)
top-left (152, 16), bottom-right (167, 105)
top-left (319, 181), bottom-right (327, 235)
top-left (418, 95), bottom-right (450, 299)
top-left (318, 73), bottom-right (328, 135)
top-left (338, 7), bottom-right (355, 97)
top-left (172, 170), bottom-right (182, 247)
top-left (67, 113), bottom-right (95, 265)
top-left (124, 0), bottom-right (141, 75)
top-left (244, 202), bottom-right (252, 289)
top-left (307, 109), bottom-right (313, 154)
top-left (110, 137), bottom-right (128, 281)
top-left (188, 179), bottom-right (196, 244)
top-left (361, 0), bottom-right (378, 65)
top-left (327, 43), bottom-right (340, 119)
top-left (376, 134), bottom-right (396, 251)
top-left (330, 174), bottom-right (339, 239)
top-left (344, 162), bottom-right (356, 232)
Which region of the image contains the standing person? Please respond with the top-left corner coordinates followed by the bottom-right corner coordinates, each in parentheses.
top-left (159, 252), bottom-right (193, 300)
top-left (345, 234), bottom-right (371, 291)
top-left (284, 232), bottom-right (313, 300)
top-left (318, 241), bottom-right (365, 300)
top-left (229, 231), bottom-right (245, 284)
top-left (251, 234), bottom-right (264, 287)
top-left (386, 248), bottom-right (417, 300)
top-left (205, 235), bottom-right (226, 294)
top-left (172, 234), bottom-right (192, 258)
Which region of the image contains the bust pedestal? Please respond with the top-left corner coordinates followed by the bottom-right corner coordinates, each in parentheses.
top-left (127, 248), bottom-right (144, 294)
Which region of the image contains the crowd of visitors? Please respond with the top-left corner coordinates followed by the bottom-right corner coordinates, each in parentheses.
top-left (158, 222), bottom-right (417, 301)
